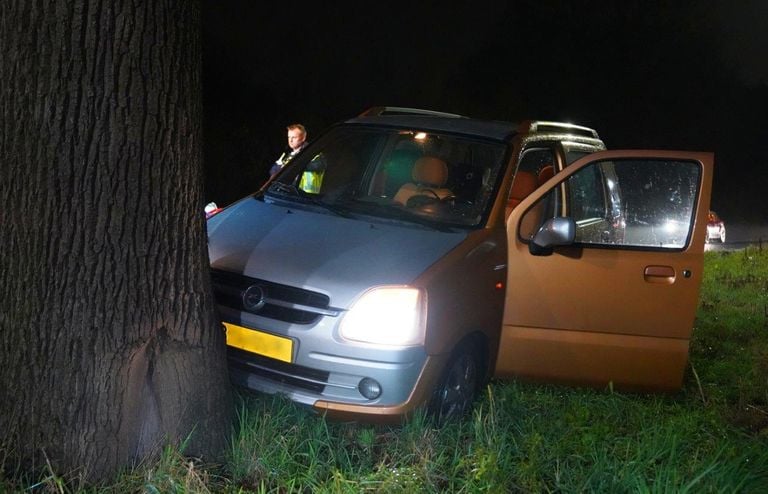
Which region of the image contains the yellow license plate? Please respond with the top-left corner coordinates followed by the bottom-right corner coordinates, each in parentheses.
top-left (224, 322), bottom-right (293, 363)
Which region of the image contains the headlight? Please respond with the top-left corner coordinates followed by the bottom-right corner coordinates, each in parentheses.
top-left (340, 286), bottom-right (426, 346)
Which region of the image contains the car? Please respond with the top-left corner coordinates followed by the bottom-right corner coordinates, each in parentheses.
top-left (706, 210), bottom-right (726, 243)
top-left (207, 107), bottom-right (714, 423)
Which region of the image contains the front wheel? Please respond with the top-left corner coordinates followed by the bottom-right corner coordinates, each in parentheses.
top-left (429, 345), bottom-right (480, 423)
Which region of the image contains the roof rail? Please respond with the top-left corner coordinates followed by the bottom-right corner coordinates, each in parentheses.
top-left (518, 120), bottom-right (600, 139)
top-left (359, 106), bottom-right (465, 118)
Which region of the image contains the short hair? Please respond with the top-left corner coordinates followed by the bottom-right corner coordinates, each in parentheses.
top-left (286, 123), bottom-right (306, 135)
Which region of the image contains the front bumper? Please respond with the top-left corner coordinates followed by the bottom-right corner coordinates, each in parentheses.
top-left (313, 353), bottom-right (448, 423)
top-left (227, 343), bottom-right (448, 422)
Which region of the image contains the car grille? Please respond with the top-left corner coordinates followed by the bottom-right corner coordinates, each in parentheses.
top-left (211, 269), bottom-right (339, 324)
top-left (228, 347), bottom-right (329, 393)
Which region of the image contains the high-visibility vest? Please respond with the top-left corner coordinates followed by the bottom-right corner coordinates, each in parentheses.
top-left (299, 170), bottom-right (324, 194)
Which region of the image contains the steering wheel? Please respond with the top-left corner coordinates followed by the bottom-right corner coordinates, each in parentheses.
top-left (406, 190), bottom-right (455, 208)
top-left (423, 188), bottom-right (442, 200)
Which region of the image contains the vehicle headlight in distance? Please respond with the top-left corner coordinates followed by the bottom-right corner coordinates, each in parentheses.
top-left (663, 219), bottom-right (679, 234)
top-left (340, 287), bottom-right (426, 346)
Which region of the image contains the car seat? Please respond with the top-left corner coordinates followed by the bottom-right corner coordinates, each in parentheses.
top-left (537, 164), bottom-right (554, 184)
top-left (393, 156), bottom-right (453, 206)
top-left (507, 170), bottom-right (538, 211)
top-left (517, 164), bottom-right (556, 238)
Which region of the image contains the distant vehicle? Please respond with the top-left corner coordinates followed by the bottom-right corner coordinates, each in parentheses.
top-left (207, 107), bottom-right (714, 423)
top-left (706, 211), bottom-right (726, 243)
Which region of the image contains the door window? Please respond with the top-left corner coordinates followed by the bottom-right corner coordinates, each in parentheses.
top-left (517, 147), bottom-right (555, 177)
top-left (521, 159), bottom-right (702, 249)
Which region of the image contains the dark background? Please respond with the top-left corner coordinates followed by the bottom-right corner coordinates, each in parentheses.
top-left (201, 0), bottom-right (767, 222)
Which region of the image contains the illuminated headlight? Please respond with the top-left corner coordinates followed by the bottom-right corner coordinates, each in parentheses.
top-left (340, 287), bottom-right (426, 346)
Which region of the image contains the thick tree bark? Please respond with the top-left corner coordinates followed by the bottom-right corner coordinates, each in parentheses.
top-left (0, 0), bottom-right (232, 482)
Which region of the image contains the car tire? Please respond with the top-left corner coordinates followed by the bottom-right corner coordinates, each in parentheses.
top-left (720, 230), bottom-right (726, 243)
top-left (429, 342), bottom-right (480, 423)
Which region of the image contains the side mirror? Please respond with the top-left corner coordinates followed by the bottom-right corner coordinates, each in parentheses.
top-left (529, 217), bottom-right (576, 256)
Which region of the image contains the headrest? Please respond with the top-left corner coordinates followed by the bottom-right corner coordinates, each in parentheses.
top-left (538, 164), bottom-right (554, 184)
top-left (412, 156), bottom-right (448, 187)
top-left (509, 170), bottom-right (538, 200)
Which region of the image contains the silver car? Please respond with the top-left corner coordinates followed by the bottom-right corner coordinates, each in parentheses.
top-left (207, 108), bottom-right (713, 422)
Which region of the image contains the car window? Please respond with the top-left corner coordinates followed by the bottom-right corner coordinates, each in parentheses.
top-left (268, 127), bottom-right (507, 228)
top-left (569, 163), bottom-right (605, 223)
top-left (521, 159), bottom-right (702, 249)
top-left (615, 159), bottom-right (700, 248)
top-left (517, 147), bottom-right (554, 176)
top-left (564, 150), bottom-right (589, 164)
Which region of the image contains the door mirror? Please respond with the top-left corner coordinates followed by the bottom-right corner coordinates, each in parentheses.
top-left (530, 217), bottom-right (575, 255)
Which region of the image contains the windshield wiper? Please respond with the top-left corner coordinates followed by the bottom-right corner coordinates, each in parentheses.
top-left (351, 201), bottom-right (455, 232)
top-left (269, 182), bottom-right (301, 196)
top-left (267, 182), bottom-right (353, 218)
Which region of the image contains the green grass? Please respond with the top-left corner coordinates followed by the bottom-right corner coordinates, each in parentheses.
top-left (693, 248), bottom-right (768, 417)
top-left (3, 249), bottom-right (768, 492)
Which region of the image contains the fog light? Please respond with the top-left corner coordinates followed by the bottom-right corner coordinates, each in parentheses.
top-left (358, 378), bottom-right (382, 400)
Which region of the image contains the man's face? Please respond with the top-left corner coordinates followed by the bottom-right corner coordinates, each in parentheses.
top-left (287, 128), bottom-right (306, 151)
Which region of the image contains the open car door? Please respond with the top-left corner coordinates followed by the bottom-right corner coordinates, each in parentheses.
top-left (496, 150), bottom-right (713, 391)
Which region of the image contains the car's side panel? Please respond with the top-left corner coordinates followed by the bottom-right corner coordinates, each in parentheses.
top-left (496, 325), bottom-right (690, 391)
top-left (414, 228), bottom-right (507, 375)
top-left (496, 150), bottom-right (714, 391)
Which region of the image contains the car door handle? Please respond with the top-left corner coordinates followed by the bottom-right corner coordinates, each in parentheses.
top-left (644, 265), bottom-right (675, 284)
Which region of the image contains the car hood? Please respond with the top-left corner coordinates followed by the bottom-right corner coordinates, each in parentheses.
top-left (207, 197), bottom-right (468, 308)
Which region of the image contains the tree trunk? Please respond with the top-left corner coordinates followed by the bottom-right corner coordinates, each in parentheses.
top-left (0, 0), bottom-right (232, 482)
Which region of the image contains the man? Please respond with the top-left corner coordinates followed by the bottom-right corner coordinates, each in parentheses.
top-left (269, 123), bottom-right (308, 177)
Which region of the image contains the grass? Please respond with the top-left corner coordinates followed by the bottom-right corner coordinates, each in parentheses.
top-left (3, 249), bottom-right (768, 492)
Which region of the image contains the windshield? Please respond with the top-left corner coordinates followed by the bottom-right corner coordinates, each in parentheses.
top-left (266, 126), bottom-right (508, 228)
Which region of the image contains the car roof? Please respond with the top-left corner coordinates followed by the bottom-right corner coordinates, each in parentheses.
top-left (343, 107), bottom-right (603, 146)
top-left (344, 114), bottom-right (517, 142)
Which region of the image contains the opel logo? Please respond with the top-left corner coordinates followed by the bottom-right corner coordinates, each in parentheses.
top-left (242, 284), bottom-right (266, 312)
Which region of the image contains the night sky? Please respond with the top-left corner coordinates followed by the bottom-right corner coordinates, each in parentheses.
top-left (202, 1), bottom-right (767, 222)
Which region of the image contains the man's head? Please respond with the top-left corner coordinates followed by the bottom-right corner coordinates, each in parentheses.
top-left (287, 124), bottom-right (307, 151)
